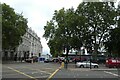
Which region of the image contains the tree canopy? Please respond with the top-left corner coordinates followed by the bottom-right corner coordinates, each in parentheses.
top-left (104, 4), bottom-right (120, 57)
top-left (43, 2), bottom-right (118, 57)
top-left (76, 2), bottom-right (117, 56)
top-left (2, 3), bottom-right (28, 51)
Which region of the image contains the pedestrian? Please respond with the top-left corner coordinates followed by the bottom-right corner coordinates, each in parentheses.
top-left (75, 58), bottom-right (77, 64)
top-left (59, 59), bottom-right (62, 65)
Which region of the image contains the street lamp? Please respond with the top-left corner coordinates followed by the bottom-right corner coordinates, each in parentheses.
top-left (75, 49), bottom-right (78, 68)
top-left (64, 44), bottom-right (70, 69)
top-left (90, 55), bottom-right (92, 69)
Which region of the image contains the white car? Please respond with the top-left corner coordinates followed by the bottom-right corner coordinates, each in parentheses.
top-left (76, 61), bottom-right (99, 68)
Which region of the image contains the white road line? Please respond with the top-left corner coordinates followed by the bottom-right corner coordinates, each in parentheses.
top-left (104, 71), bottom-right (119, 77)
top-left (45, 68), bottom-right (53, 69)
top-left (22, 67), bottom-right (52, 75)
top-left (37, 75), bottom-right (49, 78)
top-left (69, 68), bottom-right (90, 71)
top-left (92, 69), bottom-right (117, 71)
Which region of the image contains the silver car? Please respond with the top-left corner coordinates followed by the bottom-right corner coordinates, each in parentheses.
top-left (76, 61), bottom-right (99, 68)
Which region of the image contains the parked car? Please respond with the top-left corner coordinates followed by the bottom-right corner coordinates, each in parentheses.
top-left (32, 56), bottom-right (38, 62)
top-left (44, 59), bottom-right (50, 63)
top-left (76, 61), bottom-right (99, 68)
top-left (106, 58), bottom-right (120, 68)
top-left (52, 58), bottom-right (59, 62)
top-left (25, 56), bottom-right (38, 63)
top-left (25, 59), bottom-right (33, 63)
top-left (73, 57), bottom-right (87, 62)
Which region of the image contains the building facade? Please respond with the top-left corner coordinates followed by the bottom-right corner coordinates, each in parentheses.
top-left (16, 27), bottom-right (42, 58)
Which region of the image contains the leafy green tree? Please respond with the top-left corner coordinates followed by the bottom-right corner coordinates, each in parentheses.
top-left (0, 3), bottom-right (1, 56)
top-left (43, 8), bottom-right (66, 56)
top-left (2, 3), bottom-right (28, 51)
top-left (117, 5), bottom-right (120, 28)
top-left (43, 2), bottom-right (117, 57)
top-left (105, 4), bottom-right (120, 57)
top-left (43, 20), bottom-right (56, 56)
top-left (105, 28), bottom-right (120, 57)
top-left (76, 2), bottom-right (117, 57)
top-left (43, 8), bottom-right (84, 57)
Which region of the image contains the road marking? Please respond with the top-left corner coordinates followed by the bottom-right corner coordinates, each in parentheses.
top-left (38, 75), bottom-right (49, 78)
top-left (92, 69), bottom-right (117, 71)
top-left (32, 72), bottom-right (38, 74)
top-left (69, 68), bottom-right (90, 71)
top-left (7, 67), bottom-right (38, 80)
top-left (47, 66), bottom-right (62, 80)
top-left (45, 68), bottom-right (53, 70)
top-left (3, 73), bottom-right (20, 76)
top-left (104, 71), bottom-right (120, 77)
top-left (22, 67), bottom-right (52, 75)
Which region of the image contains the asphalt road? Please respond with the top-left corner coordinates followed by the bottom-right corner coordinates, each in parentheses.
top-left (2, 62), bottom-right (60, 80)
top-left (1, 62), bottom-right (120, 80)
top-left (52, 68), bottom-right (119, 78)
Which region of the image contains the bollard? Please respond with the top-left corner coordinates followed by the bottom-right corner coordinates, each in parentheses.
top-left (61, 62), bottom-right (64, 68)
top-left (31, 59), bottom-right (33, 63)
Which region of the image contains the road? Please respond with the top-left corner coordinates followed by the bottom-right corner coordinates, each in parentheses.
top-left (1, 62), bottom-right (120, 80)
top-left (2, 62), bottom-right (60, 80)
top-left (52, 68), bottom-right (119, 80)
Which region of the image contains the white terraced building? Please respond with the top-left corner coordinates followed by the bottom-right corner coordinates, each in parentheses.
top-left (16, 27), bottom-right (43, 58)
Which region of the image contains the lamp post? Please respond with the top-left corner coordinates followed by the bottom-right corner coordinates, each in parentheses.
top-left (75, 49), bottom-right (78, 68)
top-left (64, 45), bottom-right (69, 69)
top-left (90, 55), bottom-right (92, 69)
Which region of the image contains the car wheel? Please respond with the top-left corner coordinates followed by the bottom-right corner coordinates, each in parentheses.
top-left (80, 65), bottom-right (84, 68)
top-left (94, 65), bottom-right (98, 68)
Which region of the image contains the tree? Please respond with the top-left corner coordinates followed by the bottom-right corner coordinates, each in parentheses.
top-left (76, 2), bottom-right (117, 57)
top-left (0, 3), bottom-right (2, 54)
top-left (104, 4), bottom-right (120, 57)
top-left (2, 3), bottom-right (28, 51)
top-left (43, 2), bottom-right (117, 57)
top-left (43, 8), bottom-right (83, 57)
top-left (105, 27), bottom-right (120, 57)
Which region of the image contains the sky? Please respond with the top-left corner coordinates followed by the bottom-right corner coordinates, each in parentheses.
top-left (1, 0), bottom-right (83, 55)
top-left (1, 0), bottom-right (120, 55)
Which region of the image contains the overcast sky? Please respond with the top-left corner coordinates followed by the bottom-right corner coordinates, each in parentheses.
top-left (1, 0), bottom-right (119, 55)
top-left (1, 0), bottom-right (83, 55)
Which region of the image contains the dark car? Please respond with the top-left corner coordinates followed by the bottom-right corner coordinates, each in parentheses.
top-left (25, 56), bottom-right (38, 63)
top-left (52, 58), bottom-right (59, 62)
top-left (44, 59), bottom-right (50, 63)
top-left (32, 56), bottom-right (38, 62)
top-left (73, 57), bottom-right (87, 62)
